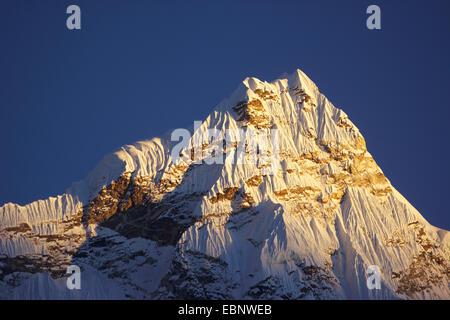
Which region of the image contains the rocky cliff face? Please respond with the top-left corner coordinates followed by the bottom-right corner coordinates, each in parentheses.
top-left (0, 69), bottom-right (448, 299)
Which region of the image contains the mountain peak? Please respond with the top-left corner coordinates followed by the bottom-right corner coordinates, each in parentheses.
top-left (1, 69), bottom-right (448, 300)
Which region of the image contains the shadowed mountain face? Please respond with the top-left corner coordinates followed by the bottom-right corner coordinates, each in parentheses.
top-left (0, 69), bottom-right (448, 299)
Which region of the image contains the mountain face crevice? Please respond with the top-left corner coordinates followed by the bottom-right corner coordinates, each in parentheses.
top-left (0, 69), bottom-right (448, 299)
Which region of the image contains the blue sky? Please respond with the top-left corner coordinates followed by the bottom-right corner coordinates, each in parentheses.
top-left (0, 0), bottom-right (449, 229)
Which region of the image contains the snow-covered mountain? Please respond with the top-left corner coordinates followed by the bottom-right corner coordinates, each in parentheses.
top-left (0, 69), bottom-right (448, 299)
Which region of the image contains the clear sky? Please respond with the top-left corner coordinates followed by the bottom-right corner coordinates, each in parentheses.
top-left (0, 0), bottom-right (449, 230)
